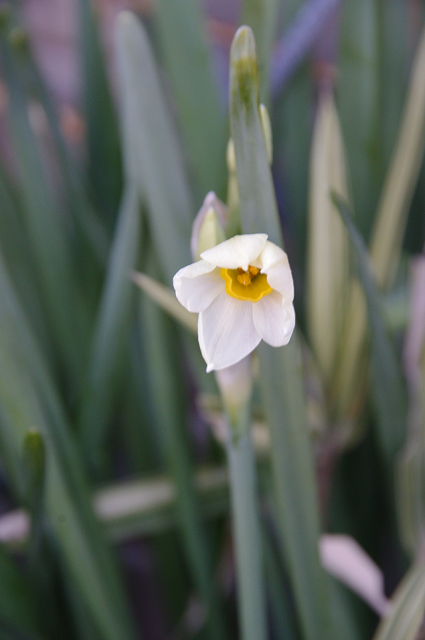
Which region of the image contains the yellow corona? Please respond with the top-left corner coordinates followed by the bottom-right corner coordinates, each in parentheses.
top-left (221, 266), bottom-right (272, 302)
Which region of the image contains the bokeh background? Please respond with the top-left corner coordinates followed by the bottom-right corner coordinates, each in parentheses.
top-left (0, 1), bottom-right (423, 639)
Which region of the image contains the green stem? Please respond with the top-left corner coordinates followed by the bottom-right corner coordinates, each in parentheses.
top-left (225, 406), bottom-right (267, 640)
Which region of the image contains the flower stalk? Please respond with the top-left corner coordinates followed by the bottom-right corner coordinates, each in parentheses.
top-left (216, 360), bottom-right (267, 640)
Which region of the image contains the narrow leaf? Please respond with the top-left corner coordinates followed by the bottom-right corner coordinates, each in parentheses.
top-left (0, 544), bottom-right (44, 639)
top-left (139, 286), bottom-right (227, 640)
top-left (78, 186), bottom-right (141, 462)
top-left (0, 25), bottom-right (87, 385)
top-left (241, 0), bottom-right (281, 103)
top-left (373, 563), bottom-right (425, 640)
top-left (115, 11), bottom-right (193, 285)
top-left (154, 0), bottom-right (227, 198)
top-left (0, 249), bottom-right (137, 640)
top-left (339, 0), bottom-right (380, 240)
top-left (131, 271), bottom-right (197, 334)
top-left (370, 22), bottom-right (425, 289)
top-left (333, 194), bottom-right (407, 466)
top-left (230, 26), bottom-right (336, 640)
top-left (79, 0), bottom-right (122, 226)
top-left (307, 91), bottom-right (350, 383)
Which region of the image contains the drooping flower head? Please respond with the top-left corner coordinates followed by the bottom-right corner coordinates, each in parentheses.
top-left (173, 233), bottom-right (295, 372)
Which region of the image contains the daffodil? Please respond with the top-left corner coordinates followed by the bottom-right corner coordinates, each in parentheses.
top-left (173, 233), bottom-right (295, 371)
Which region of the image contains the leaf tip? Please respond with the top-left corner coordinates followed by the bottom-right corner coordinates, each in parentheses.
top-left (230, 26), bottom-right (259, 109)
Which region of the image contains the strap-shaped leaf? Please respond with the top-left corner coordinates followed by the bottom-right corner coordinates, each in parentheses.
top-left (78, 186), bottom-right (141, 461)
top-left (373, 563), bottom-right (425, 640)
top-left (115, 11), bottom-right (193, 285)
top-left (0, 248), bottom-right (137, 640)
top-left (154, 0), bottom-right (226, 198)
top-left (333, 193), bottom-right (407, 467)
top-left (230, 25), bottom-right (336, 640)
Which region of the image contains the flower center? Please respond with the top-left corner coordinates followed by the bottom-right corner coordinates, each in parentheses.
top-left (220, 266), bottom-right (273, 302)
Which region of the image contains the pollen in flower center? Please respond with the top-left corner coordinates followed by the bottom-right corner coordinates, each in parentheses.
top-left (237, 265), bottom-right (259, 285)
top-left (220, 266), bottom-right (273, 302)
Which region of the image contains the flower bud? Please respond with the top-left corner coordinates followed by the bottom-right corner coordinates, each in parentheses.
top-left (190, 192), bottom-right (227, 260)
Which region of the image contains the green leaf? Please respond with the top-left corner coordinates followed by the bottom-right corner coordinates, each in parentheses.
top-left (0, 166), bottom-right (50, 356)
top-left (0, 24), bottom-right (87, 386)
top-left (0, 249), bottom-right (137, 640)
top-left (229, 26), bottom-right (336, 640)
top-left (0, 544), bottom-right (44, 639)
top-left (77, 186), bottom-right (141, 464)
top-left (138, 274), bottom-right (227, 640)
top-left (263, 533), bottom-right (298, 640)
top-left (224, 408), bottom-right (267, 640)
top-left (115, 11), bottom-right (193, 285)
top-left (339, 0), bottom-right (381, 240)
top-left (373, 562), bottom-right (425, 640)
top-left (332, 193), bottom-right (407, 468)
top-left (378, 0), bottom-right (407, 171)
top-left (131, 271), bottom-right (197, 334)
top-left (229, 27), bottom-right (281, 245)
top-left (154, 0), bottom-right (227, 199)
top-left (22, 430), bottom-right (45, 514)
top-left (79, 0), bottom-right (123, 227)
top-left (241, 0), bottom-right (281, 104)
top-left (273, 65), bottom-right (312, 273)
top-left (370, 22), bottom-right (425, 289)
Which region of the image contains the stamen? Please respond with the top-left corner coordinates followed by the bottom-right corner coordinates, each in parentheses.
top-left (237, 265), bottom-right (260, 286)
top-left (220, 266), bottom-right (272, 302)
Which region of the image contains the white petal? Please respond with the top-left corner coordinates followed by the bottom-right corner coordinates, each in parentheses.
top-left (200, 234), bottom-right (268, 270)
top-left (198, 291), bottom-right (261, 371)
top-left (253, 242), bottom-right (294, 300)
top-left (173, 261), bottom-right (224, 312)
top-left (252, 291), bottom-right (295, 347)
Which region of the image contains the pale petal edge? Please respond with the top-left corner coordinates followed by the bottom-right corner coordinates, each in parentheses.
top-left (252, 292), bottom-right (296, 347)
top-left (200, 234), bottom-right (268, 270)
top-left (173, 261), bottom-right (223, 313)
top-left (198, 292), bottom-right (261, 371)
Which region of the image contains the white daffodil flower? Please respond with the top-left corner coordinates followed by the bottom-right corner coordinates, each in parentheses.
top-left (173, 233), bottom-right (295, 372)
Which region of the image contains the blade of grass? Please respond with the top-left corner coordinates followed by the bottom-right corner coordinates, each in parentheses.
top-left (138, 273), bottom-right (227, 640)
top-left (6, 16), bottom-right (111, 270)
top-left (77, 186), bottom-right (141, 467)
top-left (31, 61), bottom-right (110, 269)
top-left (334, 22), bottom-right (425, 418)
top-left (131, 271), bottom-right (198, 334)
top-left (0, 165), bottom-right (51, 359)
top-left (377, 0), bottom-right (407, 172)
top-left (241, 0), bottom-right (281, 104)
top-left (79, 0), bottom-right (122, 228)
top-left (373, 562), bottom-right (425, 640)
top-left (307, 91), bottom-right (350, 384)
top-left (339, 0), bottom-right (380, 240)
top-left (230, 26), bottom-right (336, 640)
top-left (154, 0), bottom-right (227, 199)
top-left (216, 359), bottom-right (268, 640)
top-left (273, 65), bottom-right (312, 275)
top-left (370, 23), bottom-right (425, 289)
top-left (115, 11), bottom-right (193, 285)
top-left (0, 249), bottom-right (137, 640)
top-left (333, 194), bottom-right (407, 468)
top-left (226, 426), bottom-right (267, 640)
top-left (263, 539), bottom-right (298, 640)
top-left (0, 24), bottom-right (87, 386)
top-left (0, 544), bottom-right (44, 639)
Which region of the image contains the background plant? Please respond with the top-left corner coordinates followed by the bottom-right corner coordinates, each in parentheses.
top-left (0, 1), bottom-right (423, 639)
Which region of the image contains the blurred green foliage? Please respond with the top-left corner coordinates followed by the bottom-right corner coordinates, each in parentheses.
top-left (0, 1), bottom-right (422, 639)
